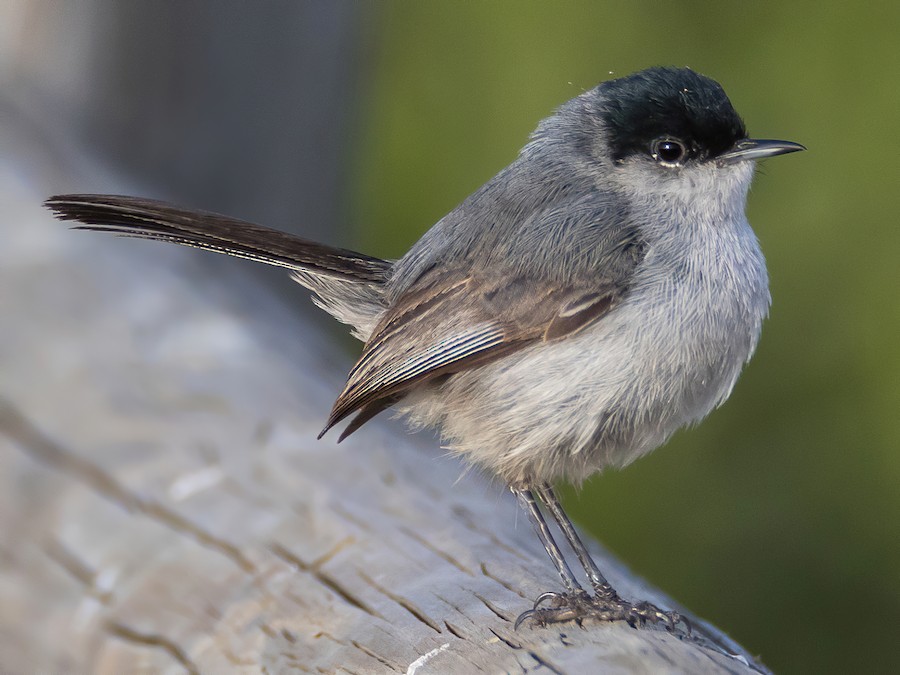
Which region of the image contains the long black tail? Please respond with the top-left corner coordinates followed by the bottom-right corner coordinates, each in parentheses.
top-left (45, 194), bottom-right (391, 283)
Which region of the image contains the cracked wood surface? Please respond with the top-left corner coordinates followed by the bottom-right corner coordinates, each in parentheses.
top-left (0, 111), bottom-right (769, 675)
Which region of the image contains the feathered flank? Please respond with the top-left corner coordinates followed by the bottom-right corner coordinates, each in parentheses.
top-left (321, 268), bottom-right (631, 439)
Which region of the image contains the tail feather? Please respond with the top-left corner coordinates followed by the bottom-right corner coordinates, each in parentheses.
top-left (46, 192), bottom-right (394, 436)
top-left (45, 194), bottom-right (391, 283)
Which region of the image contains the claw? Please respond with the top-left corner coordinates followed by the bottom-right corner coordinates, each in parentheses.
top-left (666, 612), bottom-right (691, 637)
top-left (514, 609), bottom-right (536, 631)
top-left (664, 611), bottom-right (677, 632)
top-left (533, 591), bottom-right (562, 609)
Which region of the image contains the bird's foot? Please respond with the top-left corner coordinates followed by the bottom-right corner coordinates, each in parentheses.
top-left (515, 589), bottom-right (690, 635)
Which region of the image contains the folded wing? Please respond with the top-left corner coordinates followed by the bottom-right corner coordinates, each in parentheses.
top-left (324, 268), bottom-right (628, 440)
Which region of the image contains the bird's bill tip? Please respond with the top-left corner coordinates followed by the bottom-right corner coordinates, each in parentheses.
top-left (719, 138), bottom-right (806, 164)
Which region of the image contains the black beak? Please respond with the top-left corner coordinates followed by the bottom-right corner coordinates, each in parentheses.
top-left (719, 139), bottom-right (806, 164)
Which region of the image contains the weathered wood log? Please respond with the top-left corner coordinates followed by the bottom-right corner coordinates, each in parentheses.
top-left (0, 119), bottom-right (768, 675)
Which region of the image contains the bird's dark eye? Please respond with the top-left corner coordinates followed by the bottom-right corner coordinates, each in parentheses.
top-left (651, 138), bottom-right (687, 166)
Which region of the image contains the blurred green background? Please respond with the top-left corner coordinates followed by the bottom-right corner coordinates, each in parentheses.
top-left (347, 3), bottom-right (899, 674)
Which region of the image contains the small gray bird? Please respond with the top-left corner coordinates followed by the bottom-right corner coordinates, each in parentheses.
top-left (46, 66), bottom-right (803, 630)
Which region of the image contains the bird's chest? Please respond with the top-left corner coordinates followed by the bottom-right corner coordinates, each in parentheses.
top-left (625, 225), bottom-right (769, 414)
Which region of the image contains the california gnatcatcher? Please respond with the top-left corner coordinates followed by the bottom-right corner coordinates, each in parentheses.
top-left (46, 66), bottom-right (803, 630)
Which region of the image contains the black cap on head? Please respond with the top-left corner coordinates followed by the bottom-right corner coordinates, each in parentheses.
top-left (597, 67), bottom-right (747, 164)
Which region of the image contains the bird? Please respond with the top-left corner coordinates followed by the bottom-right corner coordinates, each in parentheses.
top-left (45, 66), bottom-right (804, 631)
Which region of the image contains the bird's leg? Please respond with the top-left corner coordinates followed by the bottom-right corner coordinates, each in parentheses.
top-left (514, 482), bottom-right (690, 634)
top-left (534, 483), bottom-right (615, 598)
top-left (512, 486), bottom-right (582, 595)
top-left (512, 486), bottom-right (592, 629)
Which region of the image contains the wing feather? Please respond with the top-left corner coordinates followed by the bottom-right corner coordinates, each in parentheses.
top-left (322, 269), bottom-right (630, 438)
